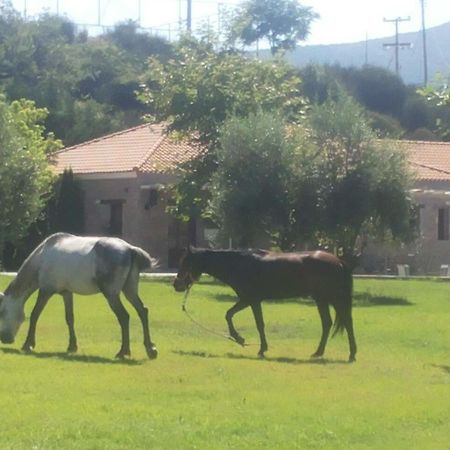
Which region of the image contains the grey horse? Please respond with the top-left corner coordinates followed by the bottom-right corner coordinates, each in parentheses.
top-left (0, 233), bottom-right (158, 359)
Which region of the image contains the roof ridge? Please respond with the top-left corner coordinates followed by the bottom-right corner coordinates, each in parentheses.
top-left (411, 161), bottom-right (450, 175)
top-left (54, 123), bottom-right (151, 155)
top-left (134, 128), bottom-right (168, 170)
top-left (401, 139), bottom-right (450, 146)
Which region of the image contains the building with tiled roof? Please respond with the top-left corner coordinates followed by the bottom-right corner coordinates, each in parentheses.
top-left (54, 123), bottom-right (202, 175)
top-left (54, 127), bottom-right (450, 273)
top-left (53, 123), bottom-right (205, 269)
top-left (364, 140), bottom-right (450, 274)
top-left (405, 139), bottom-right (450, 184)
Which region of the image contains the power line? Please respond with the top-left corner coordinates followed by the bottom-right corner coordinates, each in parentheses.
top-left (15, 0), bottom-right (236, 41)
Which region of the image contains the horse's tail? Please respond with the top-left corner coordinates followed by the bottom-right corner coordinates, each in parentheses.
top-left (332, 261), bottom-right (353, 336)
top-left (130, 246), bottom-right (158, 272)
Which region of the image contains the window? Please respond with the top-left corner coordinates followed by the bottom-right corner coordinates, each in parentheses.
top-left (438, 208), bottom-right (449, 240)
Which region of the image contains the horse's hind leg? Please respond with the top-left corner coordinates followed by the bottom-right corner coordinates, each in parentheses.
top-left (62, 292), bottom-right (78, 353)
top-left (311, 302), bottom-right (332, 359)
top-left (344, 314), bottom-right (357, 362)
top-left (251, 302), bottom-right (268, 358)
top-left (22, 289), bottom-right (53, 352)
top-left (100, 289), bottom-right (131, 359)
top-left (123, 274), bottom-right (157, 359)
top-left (225, 300), bottom-right (249, 346)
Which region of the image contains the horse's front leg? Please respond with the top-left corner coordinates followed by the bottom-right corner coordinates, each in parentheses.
top-left (225, 300), bottom-right (249, 346)
top-left (250, 301), bottom-right (268, 358)
top-left (22, 289), bottom-right (53, 352)
top-left (62, 292), bottom-right (78, 353)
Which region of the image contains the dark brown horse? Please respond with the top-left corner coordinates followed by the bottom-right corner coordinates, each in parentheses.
top-left (173, 247), bottom-right (357, 362)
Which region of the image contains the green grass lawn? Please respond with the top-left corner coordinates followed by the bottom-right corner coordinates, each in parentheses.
top-left (0, 275), bottom-right (448, 449)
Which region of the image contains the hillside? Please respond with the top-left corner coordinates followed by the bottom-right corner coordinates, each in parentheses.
top-left (285, 21), bottom-right (450, 86)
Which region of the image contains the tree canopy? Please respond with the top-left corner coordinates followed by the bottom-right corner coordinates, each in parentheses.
top-left (139, 34), bottom-right (306, 219)
top-left (227, 0), bottom-right (318, 54)
top-left (0, 95), bottom-right (61, 250)
top-left (209, 97), bottom-right (415, 264)
top-left (0, 7), bottom-right (173, 146)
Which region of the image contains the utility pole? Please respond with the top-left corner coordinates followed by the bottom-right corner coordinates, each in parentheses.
top-left (365, 32), bottom-right (369, 65)
top-left (383, 16), bottom-right (411, 76)
top-left (187, 0), bottom-right (192, 32)
top-left (97, 0), bottom-right (101, 26)
top-left (420, 0), bottom-right (428, 85)
top-left (138, 0), bottom-right (141, 27)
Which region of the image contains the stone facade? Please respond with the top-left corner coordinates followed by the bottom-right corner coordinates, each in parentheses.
top-left (78, 171), bottom-right (206, 270)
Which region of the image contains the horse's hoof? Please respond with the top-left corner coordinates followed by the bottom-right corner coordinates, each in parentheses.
top-left (257, 351), bottom-right (265, 359)
top-left (234, 336), bottom-right (245, 346)
top-left (310, 352), bottom-right (323, 359)
top-left (67, 345), bottom-right (78, 353)
top-left (348, 355), bottom-right (356, 363)
top-left (146, 346), bottom-right (158, 360)
top-left (115, 351), bottom-right (130, 359)
top-left (21, 344), bottom-right (34, 353)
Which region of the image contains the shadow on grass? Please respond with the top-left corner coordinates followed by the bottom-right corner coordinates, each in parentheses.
top-left (211, 292), bottom-right (413, 307)
top-left (0, 347), bottom-right (143, 365)
top-left (353, 293), bottom-right (414, 307)
top-left (172, 349), bottom-right (350, 365)
top-left (431, 364), bottom-right (450, 374)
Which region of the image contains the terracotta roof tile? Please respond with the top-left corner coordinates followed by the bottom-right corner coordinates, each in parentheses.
top-left (53, 123), bottom-right (203, 175)
top-left (54, 127), bottom-right (450, 182)
top-left (138, 135), bottom-right (203, 173)
top-left (401, 140), bottom-right (450, 182)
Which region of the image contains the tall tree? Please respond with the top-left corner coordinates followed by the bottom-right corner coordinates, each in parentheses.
top-left (209, 97), bottom-right (415, 265)
top-left (303, 95), bottom-right (415, 264)
top-left (227, 0), bottom-right (318, 54)
top-left (49, 169), bottom-right (85, 234)
top-left (209, 112), bottom-right (293, 248)
top-left (139, 34), bottom-right (306, 220)
top-left (0, 95), bottom-right (61, 259)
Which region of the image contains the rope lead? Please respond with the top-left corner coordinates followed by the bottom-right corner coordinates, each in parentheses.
top-left (181, 288), bottom-right (250, 346)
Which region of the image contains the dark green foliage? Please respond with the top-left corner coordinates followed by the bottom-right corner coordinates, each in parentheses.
top-left (0, 9), bottom-right (173, 146)
top-left (210, 112), bottom-right (292, 248)
top-left (141, 35), bottom-right (306, 219)
top-left (0, 94), bottom-right (60, 261)
top-left (401, 92), bottom-right (433, 132)
top-left (208, 97), bottom-right (415, 261)
top-left (105, 20), bottom-right (173, 63)
top-left (349, 66), bottom-right (407, 117)
top-left (50, 169), bottom-right (84, 234)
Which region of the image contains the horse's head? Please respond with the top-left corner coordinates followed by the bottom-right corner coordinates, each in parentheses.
top-left (0, 292), bottom-right (25, 344)
top-left (173, 246), bottom-right (202, 292)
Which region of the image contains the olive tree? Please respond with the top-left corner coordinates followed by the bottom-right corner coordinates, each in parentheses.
top-left (209, 97), bottom-right (415, 265)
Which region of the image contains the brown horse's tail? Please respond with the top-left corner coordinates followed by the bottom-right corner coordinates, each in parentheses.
top-left (332, 262), bottom-right (353, 336)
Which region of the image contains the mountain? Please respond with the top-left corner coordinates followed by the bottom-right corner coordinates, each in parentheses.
top-left (284, 21), bottom-right (450, 86)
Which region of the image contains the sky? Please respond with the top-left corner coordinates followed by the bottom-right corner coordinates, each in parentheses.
top-left (9, 0), bottom-right (450, 46)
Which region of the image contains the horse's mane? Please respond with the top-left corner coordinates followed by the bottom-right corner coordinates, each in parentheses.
top-left (195, 248), bottom-right (269, 257)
